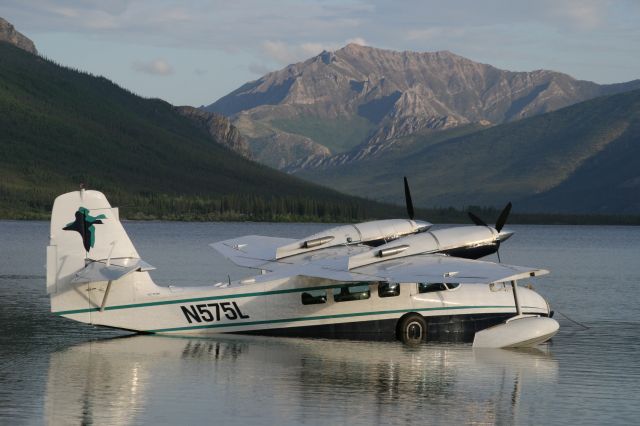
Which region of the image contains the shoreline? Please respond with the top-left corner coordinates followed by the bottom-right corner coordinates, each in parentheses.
top-left (3, 212), bottom-right (640, 226)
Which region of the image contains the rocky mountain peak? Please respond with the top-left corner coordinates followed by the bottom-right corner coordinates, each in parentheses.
top-left (207, 44), bottom-right (640, 170)
top-left (338, 42), bottom-right (369, 53)
top-left (0, 17), bottom-right (37, 55)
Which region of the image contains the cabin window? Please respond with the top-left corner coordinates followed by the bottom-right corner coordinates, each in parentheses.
top-left (378, 282), bottom-right (400, 298)
top-left (301, 289), bottom-right (327, 305)
top-left (333, 283), bottom-right (371, 302)
top-left (418, 282), bottom-right (461, 293)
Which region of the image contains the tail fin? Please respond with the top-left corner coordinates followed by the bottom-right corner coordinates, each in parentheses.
top-left (47, 189), bottom-right (143, 315)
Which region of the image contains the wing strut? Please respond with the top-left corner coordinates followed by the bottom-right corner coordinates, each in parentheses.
top-left (100, 280), bottom-right (113, 312)
top-left (511, 280), bottom-right (522, 317)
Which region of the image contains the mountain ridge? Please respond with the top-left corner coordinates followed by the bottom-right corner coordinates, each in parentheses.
top-left (207, 43), bottom-right (640, 170)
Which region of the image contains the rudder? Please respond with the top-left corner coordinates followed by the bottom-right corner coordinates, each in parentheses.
top-left (47, 189), bottom-right (141, 315)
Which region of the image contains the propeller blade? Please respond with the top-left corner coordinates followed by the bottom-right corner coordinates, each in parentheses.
top-left (495, 202), bottom-right (512, 232)
top-left (468, 211), bottom-right (488, 227)
top-left (496, 242), bottom-right (502, 263)
top-left (403, 176), bottom-right (415, 220)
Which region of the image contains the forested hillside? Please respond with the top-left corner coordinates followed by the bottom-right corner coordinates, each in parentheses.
top-left (0, 42), bottom-right (395, 221)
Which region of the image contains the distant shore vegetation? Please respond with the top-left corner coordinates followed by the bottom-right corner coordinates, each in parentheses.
top-left (1, 187), bottom-right (638, 225)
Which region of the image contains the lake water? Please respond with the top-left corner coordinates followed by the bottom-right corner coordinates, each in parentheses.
top-left (1, 221), bottom-right (639, 425)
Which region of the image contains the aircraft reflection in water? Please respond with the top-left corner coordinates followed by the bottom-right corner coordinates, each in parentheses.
top-left (45, 336), bottom-right (558, 425)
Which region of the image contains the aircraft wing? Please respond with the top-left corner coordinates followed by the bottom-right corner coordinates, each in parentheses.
top-left (253, 263), bottom-right (384, 283)
top-left (211, 236), bottom-right (369, 270)
top-left (71, 258), bottom-right (156, 284)
top-left (210, 235), bottom-right (297, 268)
top-left (355, 254), bottom-right (548, 283)
top-left (254, 253), bottom-right (548, 285)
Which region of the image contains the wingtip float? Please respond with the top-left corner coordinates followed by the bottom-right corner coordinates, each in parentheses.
top-left (46, 188), bottom-right (558, 348)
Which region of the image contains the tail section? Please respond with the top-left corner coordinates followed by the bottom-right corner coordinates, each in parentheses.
top-left (47, 189), bottom-right (148, 318)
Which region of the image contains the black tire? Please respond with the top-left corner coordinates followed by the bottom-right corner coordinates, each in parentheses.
top-left (398, 314), bottom-right (427, 345)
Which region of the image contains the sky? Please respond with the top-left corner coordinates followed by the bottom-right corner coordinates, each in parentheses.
top-left (2, 0), bottom-right (639, 107)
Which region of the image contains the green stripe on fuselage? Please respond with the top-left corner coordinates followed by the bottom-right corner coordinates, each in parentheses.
top-left (53, 283), bottom-right (375, 316)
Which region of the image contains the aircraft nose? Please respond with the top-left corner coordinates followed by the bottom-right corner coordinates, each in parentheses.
top-left (498, 229), bottom-right (514, 242)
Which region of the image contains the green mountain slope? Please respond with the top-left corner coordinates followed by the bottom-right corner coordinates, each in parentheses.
top-left (0, 42), bottom-right (395, 221)
top-left (296, 89), bottom-right (640, 214)
top-left (518, 107), bottom-right (640, 213)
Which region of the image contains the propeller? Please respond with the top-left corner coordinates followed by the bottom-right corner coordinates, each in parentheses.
top-left (467, 211), bottom-right (488, 227)
top-left (403, 176), bottom-right (415, 220)
top-left (467, 202), bottom-right (513, 262)
top-left (495, 202), bottom-right (512, 233)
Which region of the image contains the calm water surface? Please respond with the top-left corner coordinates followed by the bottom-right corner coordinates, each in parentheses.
top-left (1, 221), bottom-right (639, 425)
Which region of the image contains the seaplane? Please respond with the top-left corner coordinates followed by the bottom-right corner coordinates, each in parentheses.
top-left (46, 180), bottom-right (559, 347)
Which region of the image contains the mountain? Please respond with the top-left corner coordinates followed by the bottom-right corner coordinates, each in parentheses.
top-left (0, 17), bottom-right (37, 54)
top-left (0, 41), bottom-right (396, 221)
top-left (176, 106), bottom-right (252, 159)
top-left (206, 44), bottom-right (640, 170)
top-left (295, 89), bottom-right (640, 214)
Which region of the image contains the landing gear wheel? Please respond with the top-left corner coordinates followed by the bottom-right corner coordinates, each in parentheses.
top-left (398, 314), bottom-right (427, 345)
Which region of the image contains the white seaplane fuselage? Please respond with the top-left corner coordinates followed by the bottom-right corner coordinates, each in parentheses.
top-left (54, 268), bottom-right (550, 338)
top-left (47, 190), bottom-right (558, 345)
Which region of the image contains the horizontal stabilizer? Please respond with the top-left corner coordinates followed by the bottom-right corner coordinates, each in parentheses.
top-left (71, 258), bottom-right (155, 284)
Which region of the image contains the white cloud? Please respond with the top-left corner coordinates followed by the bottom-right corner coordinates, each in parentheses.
top-left (4, 0), bottom-right (638, 50)
top-left (132, 58), bottom-right (174, 75)
top-left (261, 41), bottom-right (296, 65)
top-left (346, 37), bottom-right (368, 46)
top-left (406, 27), bottom-right (468, 42)
top-left (261, 40), bottom-right (328, 65)
top-left (50, 7), bottom-right (79, 18)
top-left (261, 37), bottom-right (369, 66)
top-left (300, 42), bottom-right (326, 57)
top-left (248, 62), bottom-right (274, 76)
top-left (3, 0), bottom-right (639, 104)
top-left (544, 0), bottom-right (609, 30)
